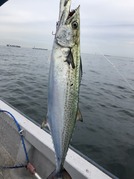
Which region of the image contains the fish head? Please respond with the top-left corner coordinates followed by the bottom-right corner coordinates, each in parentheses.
top-left (56, 5), bottom-right (80, 48)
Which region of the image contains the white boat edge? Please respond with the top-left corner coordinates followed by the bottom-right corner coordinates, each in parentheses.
top-left (0, 99), bottom-right (119, 179)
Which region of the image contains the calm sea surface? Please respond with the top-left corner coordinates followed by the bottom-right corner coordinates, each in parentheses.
top-left (0, 45), bottom-right (134, 179)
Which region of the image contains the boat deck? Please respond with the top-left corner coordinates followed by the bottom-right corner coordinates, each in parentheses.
top-left (0, 146), bottom-right (35, 179)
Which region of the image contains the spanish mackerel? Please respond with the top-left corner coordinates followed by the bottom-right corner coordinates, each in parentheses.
top-left (46, 0), bottom-right (82, 178)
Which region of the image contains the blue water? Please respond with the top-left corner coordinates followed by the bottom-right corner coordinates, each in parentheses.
top-left (0, 45), bottom-right (134, 179)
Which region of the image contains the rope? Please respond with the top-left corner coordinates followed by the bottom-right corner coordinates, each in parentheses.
top-left (0, 165), bottom-right (26, 170)
top-left (0, 110), bottom-right (29, 169)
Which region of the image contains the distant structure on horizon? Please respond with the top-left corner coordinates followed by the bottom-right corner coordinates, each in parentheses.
top-left (7, 44), bottom-right (21, 48)
top-left (32, 47), bottom-right (48, 50)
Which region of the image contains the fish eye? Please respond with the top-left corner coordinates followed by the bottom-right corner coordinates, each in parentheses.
top-left (72, 21), bottom-right (78, 29)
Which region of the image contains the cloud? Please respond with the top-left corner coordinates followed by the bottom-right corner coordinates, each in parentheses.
top-left (0, 0), bottom-right (58, 23)
top-left (0, 0), bottom-right (134, 56)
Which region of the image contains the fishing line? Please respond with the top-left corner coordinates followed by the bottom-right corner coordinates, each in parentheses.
top-left (94, 45), bottom-right (134, 92)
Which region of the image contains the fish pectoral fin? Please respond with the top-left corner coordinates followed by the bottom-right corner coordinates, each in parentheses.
top-left (41, 118), bottom-right (50, 130)
top-left (47, 168), bottom-right (72, 179)
top-left (64, 50), bottom-right (75, 69)
top-left (76, 109), bottom-right (83, 122)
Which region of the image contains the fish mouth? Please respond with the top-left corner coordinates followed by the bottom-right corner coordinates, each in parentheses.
top-left (58, 0), bottom-right (79, 26)
top-left (67, 10), bottom-right (76, 19)
top-left (67, 5), bottom-right (80, 20)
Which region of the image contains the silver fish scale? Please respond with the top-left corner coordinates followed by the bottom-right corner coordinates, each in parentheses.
top-left (61, 47), bottom-right (80, 164)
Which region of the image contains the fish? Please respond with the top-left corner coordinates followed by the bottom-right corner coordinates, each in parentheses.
top-left (43, 0), bottom-right (82, 178)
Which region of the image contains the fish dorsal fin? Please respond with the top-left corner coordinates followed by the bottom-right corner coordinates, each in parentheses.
top-left (76, 109), bottom-right (83, 122)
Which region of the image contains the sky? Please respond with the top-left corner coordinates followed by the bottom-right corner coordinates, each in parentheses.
top-left (0, 0), bottom-right (134, 57)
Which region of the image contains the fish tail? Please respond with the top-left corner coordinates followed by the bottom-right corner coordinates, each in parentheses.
top-left (47, 168), bottom-right (72, 179)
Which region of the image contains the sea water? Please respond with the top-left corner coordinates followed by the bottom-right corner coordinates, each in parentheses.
top-left (0, 45), bottom-right (134, 179)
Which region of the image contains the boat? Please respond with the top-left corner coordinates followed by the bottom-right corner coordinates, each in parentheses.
top-left (7, 44), bottom-right (21, 48)
top-left (0, 99), bottom-right (118, 179)
top-left (32, 47), bottom-right (48, 50)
